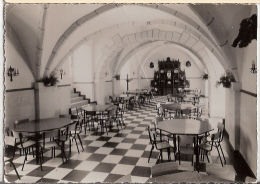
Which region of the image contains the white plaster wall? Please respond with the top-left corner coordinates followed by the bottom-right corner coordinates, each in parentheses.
top-left (5, 37), bottom-right (35, 89)
top-left (71, 42), bottom-right (94, 100)
top-left (36, 83), bottom-right (71, 119)
top-left (237, 39), bottom-right (257, 176)
top-left (4, 36), bottom-right (35, 127)
top-left (5, 90), bottom-right (35, 128)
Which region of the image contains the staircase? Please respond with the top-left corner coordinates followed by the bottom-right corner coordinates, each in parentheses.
top-left (70, 88), bottom-right (91, 114)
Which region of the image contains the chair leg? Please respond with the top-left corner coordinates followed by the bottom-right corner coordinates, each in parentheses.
top-left (69, 139), bottom-right (72, 153)
top-left (77, 134), bottom-right (84, 151)
top-left (21, 150), bottom-right (27, 171)
top-left (74, 137), bottom-right (80, 153)
top-left (219, 143), bottom-right (226, 164)
top-left (206, 151), bottom-right (210, 163)
top-left (148, 146), bottom-right (154, 163)
top-left (215, 143), bottom-right (224, 167)
top-left (167, 148), bottom-right (171, 161)
top-left (178, 152), bottom-right (181, 165)
top-left (160, 150), bottom-right (163, 161)
top-left (9, 160), bottom-right (20, 179)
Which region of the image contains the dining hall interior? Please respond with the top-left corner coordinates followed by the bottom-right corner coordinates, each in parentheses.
top-left (3, 3), bottom-right (258, 183)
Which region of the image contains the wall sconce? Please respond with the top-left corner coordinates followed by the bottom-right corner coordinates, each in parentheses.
top-left (250, 60), bottom-right (257, 74)
top-left (59, 69), bottom-right (65, 79)
top-left (7, 65), bottom-right (19, 82)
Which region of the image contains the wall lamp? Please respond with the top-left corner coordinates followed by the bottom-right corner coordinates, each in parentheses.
top-left (250, 60), bottom-right (257, 74)
top-left (59, 69), bottom-right (65, 79)
top-left (7, 65), bottom-right (19, 82)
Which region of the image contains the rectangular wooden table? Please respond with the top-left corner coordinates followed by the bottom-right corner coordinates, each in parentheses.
top-left (157, 119), bottom-right (213, 171)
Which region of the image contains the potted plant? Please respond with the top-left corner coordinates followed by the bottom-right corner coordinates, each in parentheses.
top-left (216, 71), bottom-right (236, 88)
top-left (40, 74), bottom-right (59, 87)
top-left (202, 73), bottom-right (208, 80)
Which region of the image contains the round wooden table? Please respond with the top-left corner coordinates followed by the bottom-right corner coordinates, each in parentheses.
top-left (157, 119), bottom-right (213, 171)
top-left (12, 117), bottom-right (75, 164)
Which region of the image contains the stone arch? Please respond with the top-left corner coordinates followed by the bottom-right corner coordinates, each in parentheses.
top-left (45, 4), bottom-right (235, 79)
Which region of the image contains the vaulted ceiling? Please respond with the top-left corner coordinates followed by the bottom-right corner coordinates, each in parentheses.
top-left (5, 3), bottom-right (254, 80)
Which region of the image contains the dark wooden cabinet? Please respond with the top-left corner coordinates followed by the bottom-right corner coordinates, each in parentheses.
top-left (151, 57), bottom-right (188, 95)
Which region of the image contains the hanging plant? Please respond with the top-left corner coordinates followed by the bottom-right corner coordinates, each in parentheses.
top-left (186, 61), bottom-right (191, 67)
top-left (202, 73), bottom-right (208, 80)
top-left (40, 74), bottom-right (59, 87)
top-left (216, 71), bottom-right (236, 88)
top-left (149, 62), bottom-right (154, 68)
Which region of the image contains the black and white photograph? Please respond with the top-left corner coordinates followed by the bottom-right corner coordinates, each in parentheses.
top-left (3, 3), bottom-right (258, 183)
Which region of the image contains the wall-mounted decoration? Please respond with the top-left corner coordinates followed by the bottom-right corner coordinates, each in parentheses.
top-left (186, 61), bottom-right (191, 67)
top-left (40, 74), bottom-right (59, 86)
top-left (59, 69), bottom-right (65, 79)
top-left (202, 73), bottom-right (208, 80)
top-left (232, 14), bottom-right (257, 48)
top-left (216, 71), bottom-right (236, 88)
top-left (149, 62), bottom-right (154, 68)
top-left (113, 74), bottom-right (120, 80)
top-left (250, 60), bottom-right (257, 74)
top-left (7, 65), bottom-right (19, 82)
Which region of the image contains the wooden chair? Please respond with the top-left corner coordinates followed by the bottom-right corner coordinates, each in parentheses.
top-left (209, 123), bottom-right (226, 166)
top-left (40, 129), bottom-right (60, 161)
top-left (147, 126), bottom-right (175, 163)
top-left (176, 135), bottom-right (195, 165)
top-left (198, 134), bottom-right (215, 163)
top-left (67, 121), bottom-right (84, 153)
top-left (11, 130), bottom-right (37, 171)
top-left (4, 135), bottom-right (20, 179)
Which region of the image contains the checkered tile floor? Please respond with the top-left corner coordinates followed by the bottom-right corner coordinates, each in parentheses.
top-left (4, 96), bottom-right (236, 183)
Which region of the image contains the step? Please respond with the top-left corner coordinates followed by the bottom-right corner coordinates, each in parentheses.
top-left (71, 92), bottom-right (81, 98)
top-left (70, 100), bottom-right (90, 109)
top-left (71, 96), bottom-right (85, 103)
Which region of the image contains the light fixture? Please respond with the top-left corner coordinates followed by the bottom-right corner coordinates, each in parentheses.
top-left (59, 69), bottom-right (65, 79)
top-left (186, 61), bottom-right (191, 67)
top-left (250, 60), bottom-right (257, 74)
top-left (7, 65), bottom-right (19, 82)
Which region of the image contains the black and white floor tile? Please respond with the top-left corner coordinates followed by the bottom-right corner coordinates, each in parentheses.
top-left (4, 96), bottom-right (236, 183)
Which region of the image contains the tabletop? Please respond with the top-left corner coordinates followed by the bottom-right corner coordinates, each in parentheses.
top-left (157, 119), bottom-right (213, 136)
top-left (81, 104), bottom-right (116, 112)
top-left (161, 103), bottom-right (195, 110)
top-left (13, 117), bottom-right (74, 133)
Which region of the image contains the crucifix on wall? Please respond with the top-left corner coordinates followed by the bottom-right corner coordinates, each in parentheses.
top-left (126, 74), bottom-right (133, 91)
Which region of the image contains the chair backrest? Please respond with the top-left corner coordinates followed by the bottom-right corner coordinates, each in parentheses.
top-left (177, 135), bottom-right (194, 148)
top-left (109, 96), bottom-right (114, 102)
top-left (182, 108), bottom-right (191, 116)
top-left (5, 135), bottom-right (16, 147)
top-left (43, 129), bottom-right (59, 139)
top-left (147, 126), bottom-right (155, 145)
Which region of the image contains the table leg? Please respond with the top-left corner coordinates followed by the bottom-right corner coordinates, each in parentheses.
top-left (35, 133), bottom-right (41, 164)
top-left (194, 135), bottom-right (200, 172)
top-left (160, 130), bottom-right (162, 141)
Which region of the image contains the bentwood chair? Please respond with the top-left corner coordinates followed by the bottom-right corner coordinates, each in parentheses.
top-left (67, 120), bottom-right (84, 153)
top-left (40, 129), bottom-right (60, 160)
top-left (198, 134), bottom-right (215, 163)
top-left (4, 135), bottom-right (20, 179)
top-left (11, 130), bottom-right (37, 171)
top-left (147, 126), bottom-right (175, 163)
top-left (176, 135), bottom-right (195, 165)
top-left (208, 122), bottom-right (226, 166)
